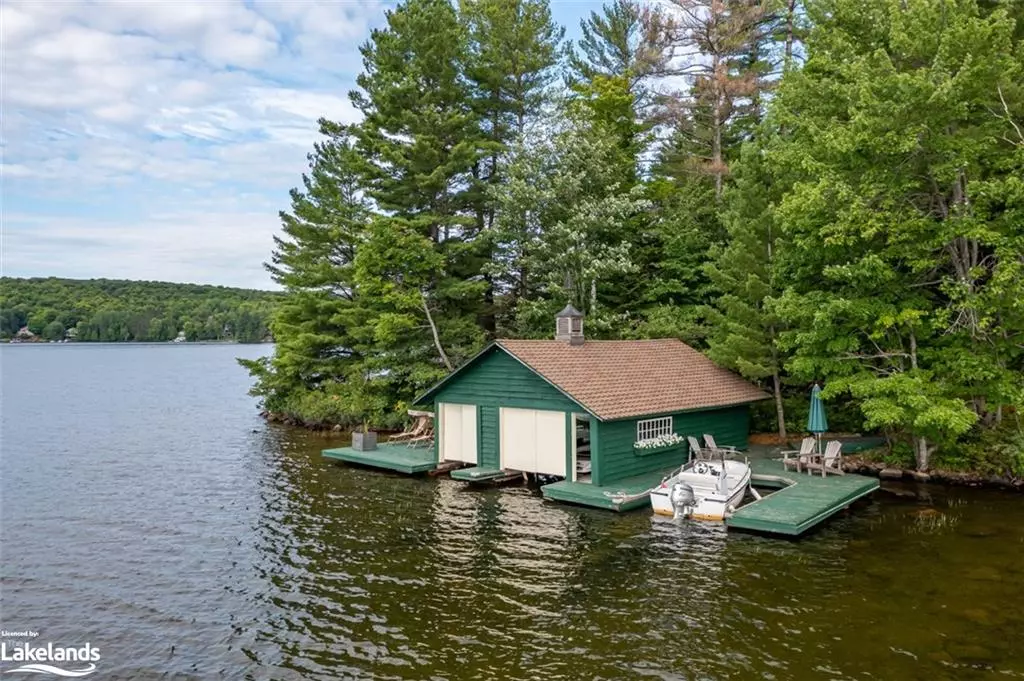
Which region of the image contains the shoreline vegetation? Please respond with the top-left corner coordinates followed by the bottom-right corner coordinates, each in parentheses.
top-left (1, 277), bottom-right (278, 344)
top-left (244, 0), bottom-right (1023, 483)
top-left (6, 4), bottom-right (1017, 483)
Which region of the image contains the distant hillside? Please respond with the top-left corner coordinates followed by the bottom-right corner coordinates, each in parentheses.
top-left (1, 277), bottom-right (280, 343)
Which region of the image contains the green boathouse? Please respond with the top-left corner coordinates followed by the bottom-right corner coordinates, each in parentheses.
top-left (413, 306), bottom-right (768, 508)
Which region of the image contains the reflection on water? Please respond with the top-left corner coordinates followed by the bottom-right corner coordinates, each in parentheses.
top-left (1, 344), bottom-right (1022, 680)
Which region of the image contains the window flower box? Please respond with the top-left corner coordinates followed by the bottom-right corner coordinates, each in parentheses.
top-left (633, 433), bottom-right (685, 455)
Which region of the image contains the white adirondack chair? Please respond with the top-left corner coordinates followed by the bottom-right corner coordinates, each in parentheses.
top-left (805, 440), bottom-right (845, 477)
top-left (703, 434), bottom-right (739, 458)
top-left (781, 437), bottom-right (816, 474)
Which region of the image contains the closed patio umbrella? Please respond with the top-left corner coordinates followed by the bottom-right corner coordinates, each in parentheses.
top-left (807, 384), bottom-right (828, 453)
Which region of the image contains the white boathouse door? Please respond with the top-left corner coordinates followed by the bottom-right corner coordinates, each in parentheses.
top-left (440, 403), bottom-right (478, 464)
top-left (499, 407), bottom-right (566, 476)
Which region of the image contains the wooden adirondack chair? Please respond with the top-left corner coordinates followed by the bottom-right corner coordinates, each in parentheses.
top-left (687, 436), bottom-right (708, 462)
top-left (389, 415), bottom-right (428, 442)
top-left (782, 437), bottom-right (816, 474)
top-left (703, 434), bottom-right (739, 458)
top-left (406, 423), bottom-right (435, 448)
top-left (805, 440), bottom-right (845, 477)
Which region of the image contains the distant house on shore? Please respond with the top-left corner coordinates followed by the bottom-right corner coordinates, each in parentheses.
top-left (172, 331), bottom-right (187, 343)
top-left (65, 327), bottom-right (79, 341)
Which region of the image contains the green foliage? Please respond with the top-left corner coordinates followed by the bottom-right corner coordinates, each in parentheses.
top-left (248, 0), bottom-right (1023, 471)
top-left (764, 0), bottom-right (1024, 467)
top-left (568, 0), bottom-right (666, 99)
top-left (486, 114), bottom-right (648, 336)
top-left (1, 278), bottom-right (276, 342)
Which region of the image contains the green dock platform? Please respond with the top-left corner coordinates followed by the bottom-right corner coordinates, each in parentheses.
top-left (726, 458), bottom-right (879, 536)
top-left (450, 466), bottom-right (517, 483)
top-left (541, 468), bottom-right (675, 512)
top-left (322, 442), bottom-right (437, 474)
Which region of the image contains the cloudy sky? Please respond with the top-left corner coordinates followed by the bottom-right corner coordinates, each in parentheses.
top-left (2, 1), bottom-right (596, 290)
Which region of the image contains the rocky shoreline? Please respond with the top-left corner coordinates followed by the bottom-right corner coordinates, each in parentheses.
top-left (843, 455), bottom-right (1024, 491)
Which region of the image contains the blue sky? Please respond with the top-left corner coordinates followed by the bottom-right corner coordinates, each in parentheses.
top-left (1, 1), bottom-right (601, 289)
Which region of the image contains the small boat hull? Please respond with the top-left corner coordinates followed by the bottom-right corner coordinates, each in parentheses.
top-left (650, 459), bottom-right (751, 520)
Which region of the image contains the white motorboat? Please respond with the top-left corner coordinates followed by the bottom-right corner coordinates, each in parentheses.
top-left (650, 457), bottom-right (751, 521)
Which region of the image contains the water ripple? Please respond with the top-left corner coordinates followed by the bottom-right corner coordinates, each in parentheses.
top-left (3, 345), bottom-right (1024, 679)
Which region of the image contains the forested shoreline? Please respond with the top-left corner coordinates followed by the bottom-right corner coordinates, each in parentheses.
top-left (245, 0), bottom-right (1023, 478)
top-left (1, 278), bottom-right (278, 343)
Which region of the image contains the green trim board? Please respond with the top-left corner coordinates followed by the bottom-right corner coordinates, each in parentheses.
top-left (478, 405), bottom-right (499, 468)
top-left (727, 458), bottom-right (879, 536)
top-left (322, 443), bottom-right (438, 475)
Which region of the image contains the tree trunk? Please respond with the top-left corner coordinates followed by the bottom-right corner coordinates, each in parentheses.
top-left (915, 436), bottom-right (932, 471)
top-left (712, 52), bottom-right (724, 199)
top-left (784, 0), bottom-right (796, 68)
top-left (421, 290), bottom-right (453, 372)
top-left (773, 370), bottom-right (787, 439)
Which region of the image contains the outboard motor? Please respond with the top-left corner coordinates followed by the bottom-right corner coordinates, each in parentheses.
top-left (669, 482), bottom-right (696, 520)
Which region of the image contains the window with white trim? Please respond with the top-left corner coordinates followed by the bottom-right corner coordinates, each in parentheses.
top-left (636, 416), bottom-right (673, 442)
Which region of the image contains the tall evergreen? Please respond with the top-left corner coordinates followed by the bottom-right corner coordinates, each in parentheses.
top-left (240, 124), bottom-right (370, 424)
top-left (462, 0), bottom-right (565, 332)
top-left (348, 0), bottom-right (487, 395)
top-left (704, 144), bottom-right (789, 437)
top-left (569, 0), bottom-right (668, 98)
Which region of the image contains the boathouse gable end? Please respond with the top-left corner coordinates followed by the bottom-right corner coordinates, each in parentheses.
top-left (423, 346), bottom-right (586, 469)
top-left (593, 405), bottom-right (751, 485)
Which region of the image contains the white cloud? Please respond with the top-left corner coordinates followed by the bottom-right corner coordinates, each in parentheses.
top-left (1, 0), bottom-right (383, 286)
top-left (4, 209), bottom-right (282, 289)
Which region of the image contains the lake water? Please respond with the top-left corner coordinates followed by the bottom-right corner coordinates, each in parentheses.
top-left (1, 343), bottom-right (1022, 680)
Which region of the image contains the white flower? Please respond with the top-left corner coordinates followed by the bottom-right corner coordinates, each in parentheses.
top-left (633, 433), bottom-right (684, 450)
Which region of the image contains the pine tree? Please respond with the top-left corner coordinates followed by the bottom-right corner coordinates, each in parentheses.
top-left (569, 0), bottom-right (669, 100)
top-left (461, 0), bottom-right (564, 332)
top-left (347, 0), bottom-right (487, 399)
top-left (704, 144), bottom-right (788, 437)
top-left (240, 123), bottom-right (370, 425)
top-left (659, 0), bottom-right (777, 198)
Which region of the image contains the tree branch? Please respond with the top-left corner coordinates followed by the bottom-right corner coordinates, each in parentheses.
top-left (997, 85), bottom-right (1024, 145)
top-left (421, 290), bottom-right (453, 372)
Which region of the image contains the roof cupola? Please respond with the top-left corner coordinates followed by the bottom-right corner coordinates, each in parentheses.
top-left (555, 304), bottom-right (584, 345)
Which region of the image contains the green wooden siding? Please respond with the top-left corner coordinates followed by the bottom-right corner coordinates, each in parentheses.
top-left (479, 405), bottom-right (499, 468)
top-left (433, 348), bottom-right (581, 469)
top-left (432, 348), bottom-right (583, 412)
top-left (594, 405), bottom-right (751, 485)
top-left (429, 346), bottom-right (752, 484)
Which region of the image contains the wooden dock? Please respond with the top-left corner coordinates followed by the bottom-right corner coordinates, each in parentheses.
top-left (450, 466), bottom-right (522, 484)
top-left (541, 468), bottom-right (674, 512)
top-left (322, 443), bottom-right (437, 474)
top-left (726, 458), bottom-right (879, 536)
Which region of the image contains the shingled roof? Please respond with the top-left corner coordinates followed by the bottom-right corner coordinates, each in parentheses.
top-left (495, 339), bottom-right (768, 420)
